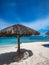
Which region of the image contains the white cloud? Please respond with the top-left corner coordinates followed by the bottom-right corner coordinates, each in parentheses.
top-left (21, 16), bottom-right (49, 30)
top-left (0, 19), bottom-right (11, 30)
top-left (0, 16), bottom-right (49, 31)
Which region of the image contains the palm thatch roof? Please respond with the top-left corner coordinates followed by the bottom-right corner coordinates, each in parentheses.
top-left (0, 24), bottom-right (40, 37)
top-left (46, 31), bottom-right (49, 35)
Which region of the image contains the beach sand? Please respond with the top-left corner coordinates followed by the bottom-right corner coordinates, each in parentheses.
top-left (0, 42), bottom-right (49, 65)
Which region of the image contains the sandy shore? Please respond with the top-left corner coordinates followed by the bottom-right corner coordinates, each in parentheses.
top-left (0, 42), bottom-right (49, 65)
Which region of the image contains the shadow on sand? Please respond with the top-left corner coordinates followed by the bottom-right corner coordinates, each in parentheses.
top-left (0, 49), bottom-right (33, 65)
top-left (42, 44), bottom-right (49, 48)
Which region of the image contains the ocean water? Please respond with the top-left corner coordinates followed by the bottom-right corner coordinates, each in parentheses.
top-left (0, 35), bottom-right (49, 45)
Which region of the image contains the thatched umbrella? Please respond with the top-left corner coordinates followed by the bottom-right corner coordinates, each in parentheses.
top-left (45, 31), bottom-right (49, 35)
top-left (0, 24), bottom-right (40, 55)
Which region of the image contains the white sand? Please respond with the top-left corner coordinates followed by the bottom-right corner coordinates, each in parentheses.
top-left (0, 42), bottom-right (49, 65)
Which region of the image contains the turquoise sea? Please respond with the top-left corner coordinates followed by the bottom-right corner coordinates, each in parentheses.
top-left (0, 35), bottom-right (49, 46)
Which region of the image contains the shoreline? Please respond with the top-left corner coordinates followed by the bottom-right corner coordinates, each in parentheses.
top-left (0, 41), bottom-right (49, 47)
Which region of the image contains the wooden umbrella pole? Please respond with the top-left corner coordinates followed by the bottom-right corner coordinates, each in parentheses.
top-left (17, 35), bottom-right (20, 56)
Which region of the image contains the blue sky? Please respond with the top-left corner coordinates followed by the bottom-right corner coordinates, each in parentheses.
top-left (0, 0), bottom-right (49, 35)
